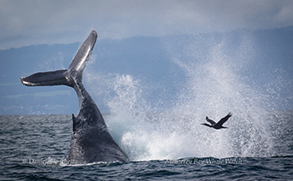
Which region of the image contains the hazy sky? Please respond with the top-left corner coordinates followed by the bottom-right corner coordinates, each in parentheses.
top-left (1, 0), bottom-right (293, 50)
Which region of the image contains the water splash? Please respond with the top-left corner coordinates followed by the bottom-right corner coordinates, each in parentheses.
top-left (86, 34), bottom-right (288, 160)
top-left (170, 35), bottom-right (274, 158)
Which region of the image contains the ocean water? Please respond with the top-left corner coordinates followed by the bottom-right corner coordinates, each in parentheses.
top-left (0, 112), bottom-right (292, 180)
top-left (2, 33), bottom-right (292, 180)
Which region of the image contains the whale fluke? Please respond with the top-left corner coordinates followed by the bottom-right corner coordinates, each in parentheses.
top-left (201, 112), bottom-right (232, 129)
top-left (20, 30), bottom-right (129, 164)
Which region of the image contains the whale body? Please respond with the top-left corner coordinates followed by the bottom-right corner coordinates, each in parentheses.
top-left (21, 30), bottom-right (129, 164)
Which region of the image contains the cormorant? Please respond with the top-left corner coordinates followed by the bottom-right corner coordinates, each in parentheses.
top-left (201, 112), bottom-right (232, 129)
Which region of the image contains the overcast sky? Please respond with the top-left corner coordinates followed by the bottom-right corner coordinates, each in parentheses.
top-left (1, 0), bottom-right (293, 50)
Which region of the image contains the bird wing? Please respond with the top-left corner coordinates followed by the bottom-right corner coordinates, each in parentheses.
top-left (216, 112), bottom-right (232, 126)
top-left (206, 116), bottom-right (216, 125)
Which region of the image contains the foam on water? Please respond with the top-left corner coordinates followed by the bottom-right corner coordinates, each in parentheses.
top-left (85, 34), bottom-right (287, 161)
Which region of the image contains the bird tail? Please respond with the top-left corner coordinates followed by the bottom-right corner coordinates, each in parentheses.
top-left (201, 123), bottom-right (212, 127)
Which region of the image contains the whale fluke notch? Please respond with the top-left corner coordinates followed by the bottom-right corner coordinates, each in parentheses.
top-left (20, 30), bottom-right (129, 164)
top-left (201, 112), bottom-right (232, 129)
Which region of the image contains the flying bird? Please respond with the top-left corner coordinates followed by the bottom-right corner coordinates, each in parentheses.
top-left (201, 112), bottom-right (232, 129)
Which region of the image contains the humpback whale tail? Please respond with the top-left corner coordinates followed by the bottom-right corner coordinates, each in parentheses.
top-left (21, 30), bottom-right (129, 164)
top-left (21, 30), bottom-right (97, 87)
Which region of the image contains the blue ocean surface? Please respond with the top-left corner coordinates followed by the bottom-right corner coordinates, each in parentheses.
top-left (0, 112), bottom-right (292, 180)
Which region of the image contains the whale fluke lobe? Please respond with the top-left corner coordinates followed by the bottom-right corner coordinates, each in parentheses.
top-left (68, 30), bottom-right (97, 81)
top-left (201, 112), bottom-right (232, 130)
top-left (20, 30), bottom-right (129, 164)
top-left (21, 70), bottom-right (69, 86)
